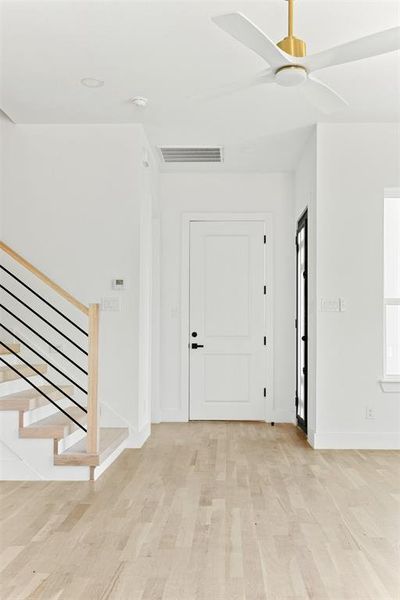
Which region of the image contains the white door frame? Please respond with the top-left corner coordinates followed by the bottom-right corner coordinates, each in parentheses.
top-left (180, 212), bottom-right (274, 422)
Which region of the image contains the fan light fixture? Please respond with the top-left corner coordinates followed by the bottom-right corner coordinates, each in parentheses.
top-left (275, 65), bottom-right (307, 87)
top-left (212, 2), bottom-right (400, 113)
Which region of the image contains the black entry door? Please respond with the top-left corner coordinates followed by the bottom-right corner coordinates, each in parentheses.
top-left (296, 211), bottom-right (308, 433)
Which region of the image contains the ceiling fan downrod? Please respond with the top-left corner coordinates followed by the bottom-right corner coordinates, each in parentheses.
top-left (277, 0), bottom-right (307, 57)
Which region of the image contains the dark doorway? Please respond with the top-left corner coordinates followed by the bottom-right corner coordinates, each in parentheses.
top-left (296, 210), bottom-right (308, 433)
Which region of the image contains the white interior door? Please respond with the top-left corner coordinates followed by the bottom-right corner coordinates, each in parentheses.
top-left (189, 220), bottom-right (266, 420)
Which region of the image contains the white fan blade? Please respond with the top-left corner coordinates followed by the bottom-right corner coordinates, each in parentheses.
top-left (212, 12), bottom-right (292, 69)
top-left (299, 76), bottom-right (348, 114)
top-left (303, 27), bottom-right (400, 72)
top-left (199, 70), bottom-right (275, 101)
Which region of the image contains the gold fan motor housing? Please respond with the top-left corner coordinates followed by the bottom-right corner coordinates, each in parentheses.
top-left (277, 36), bottom-right (306, 57)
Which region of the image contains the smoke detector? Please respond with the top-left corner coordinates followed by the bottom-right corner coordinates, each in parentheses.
top-left (80, 77), bottom-right (104, 88)
top-left (131, 96), bottom-right (148, 107)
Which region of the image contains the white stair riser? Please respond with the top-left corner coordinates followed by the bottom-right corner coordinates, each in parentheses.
top-left (0, 348), bottom-right (49, 367)
top-left (0, 375), bottom-right (48, 397)
top-left (22, 396), bottom-right (76, 425)
top-left (58, 427), bottom-right (87, 453)
top-left (6, 338), bottom-right (87, 387)
top-left (0, 354), bottom-right (24, 366)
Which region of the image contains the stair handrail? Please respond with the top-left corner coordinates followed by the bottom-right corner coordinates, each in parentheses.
top-left (0, 241), bottom-right (89, 315)
top-left (0, 240), bottom-right (100, 455)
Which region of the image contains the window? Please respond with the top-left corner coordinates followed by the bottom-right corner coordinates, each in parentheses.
top-left (384, 191), bottom-right (400, 378)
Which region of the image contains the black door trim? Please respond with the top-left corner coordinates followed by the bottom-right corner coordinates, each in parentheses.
top-left (296, 209), bottom-right (308, 433)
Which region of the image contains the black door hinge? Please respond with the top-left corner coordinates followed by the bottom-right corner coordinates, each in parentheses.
top-left (295, 318), bottom-right (298, 329)
top-left (264, 285), bottom-right (267, 295)
top-left (263, 388), bottom-right (266, 397)
top-left (263, 336), bottom-right (266, 346)
top-left (263, 234), bottom-right (266, 244)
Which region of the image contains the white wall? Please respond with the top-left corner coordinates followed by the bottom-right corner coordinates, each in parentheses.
top-left (313, 123), bottom-right (400, 448)
top-left (3, 118), bottom-right (397, 452)
top-left (0, 123), bottom-right (157, 446)
top-left (157, 172), bottom-right (295, 423)
top-left (294, 122), bottom-right (400, 449)
top-left (0, 110), bottom-right (13, 238)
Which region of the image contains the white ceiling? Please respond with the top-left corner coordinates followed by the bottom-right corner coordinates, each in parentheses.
top-left (1, 0), bottom-right (399, 171)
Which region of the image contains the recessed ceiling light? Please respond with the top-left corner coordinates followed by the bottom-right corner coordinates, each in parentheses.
top-left (131, 96), bottom-right (148, 107)
top-left (80, 77), bottom-right (104, 88)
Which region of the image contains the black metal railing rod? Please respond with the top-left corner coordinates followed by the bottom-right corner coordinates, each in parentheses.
top-left (0, 340), bottom-right (87, 412)
top-left (0, 265), bottom-right (88, 336)
top-left (0, 316), bottom-right (89, 378)
top-left (0, 304), bottom-right (88, 366)
top-left (0, 287), bottom-right (88, 354)
top-left (0, 355), bottom-right (87, 432)
top-left (0, 322), bottom-right (87, 378)
top-left (0, 324), bottom-right (88, 391)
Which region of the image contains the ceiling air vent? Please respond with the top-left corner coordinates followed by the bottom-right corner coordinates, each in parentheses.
top-left (159, 147), bottom-right (223, 164)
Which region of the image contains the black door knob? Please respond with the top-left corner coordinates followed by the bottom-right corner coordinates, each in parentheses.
top-left (191, 343), bottom-right (204, 349)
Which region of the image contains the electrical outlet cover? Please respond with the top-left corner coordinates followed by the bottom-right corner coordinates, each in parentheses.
top-left (365, 407), bottom-right (375, 420)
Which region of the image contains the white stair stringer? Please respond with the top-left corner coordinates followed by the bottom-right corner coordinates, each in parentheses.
top-left (0, 333), bottom-right (128, 481)
top-left (0, 409), bottom-right (90, 481)
top-left (0, 349), bottom-right (90, 479)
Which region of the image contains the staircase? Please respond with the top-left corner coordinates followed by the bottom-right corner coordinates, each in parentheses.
top-left (0, 242), bottom-right (128, 480)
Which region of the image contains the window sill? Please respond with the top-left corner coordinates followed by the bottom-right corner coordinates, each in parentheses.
top-left (379, 380), bottom-right (400, 393)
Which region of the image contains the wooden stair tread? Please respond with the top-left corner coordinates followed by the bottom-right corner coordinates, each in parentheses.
top-left (0, 343), bottom-right (20, 355)
top-left (0, 385), bottom-right (74, 411)
top-left (54, 427), bottom-right (128, 466)
top-left (20, 405), bottom-right (86, 439)
top-left (0, 363), bottom-right (47, 382)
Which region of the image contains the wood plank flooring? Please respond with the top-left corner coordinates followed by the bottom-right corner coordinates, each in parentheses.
top-left (1, 422), bottom-right (399, 600)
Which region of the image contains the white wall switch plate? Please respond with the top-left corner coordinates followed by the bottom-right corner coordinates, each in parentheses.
top-left (101, 297), bottom-right (120, 312)
top-left (321, 298), bottom-right (340, 312)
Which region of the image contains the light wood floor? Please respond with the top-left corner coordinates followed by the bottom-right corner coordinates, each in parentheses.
top-left (1, 422), bottom-right (399, 600)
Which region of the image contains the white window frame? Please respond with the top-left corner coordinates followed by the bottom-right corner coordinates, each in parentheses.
top-left (383, 297), bottom-right (400, 380)
top-left (381, 189), bottom-right (400, 391)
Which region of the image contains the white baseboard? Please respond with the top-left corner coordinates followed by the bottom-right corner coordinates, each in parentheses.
top-left (266, 409), bottom-right (296, 424)
top-left (93, 439), bottom-right (127, 480)
top-left (126, 422), bottom-right (151, 448)
top-left (307, 428), bottom-right (316, 448)
top-left (311, 431), bottom-right (400, 450)
top-left (157, 410), bottom-right (187, 422)
top-left (94, 422), bottom-right (151, 479)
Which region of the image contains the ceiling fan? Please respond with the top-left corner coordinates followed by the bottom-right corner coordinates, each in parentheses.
top-left (212, 1), bottom-right (400, 114)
